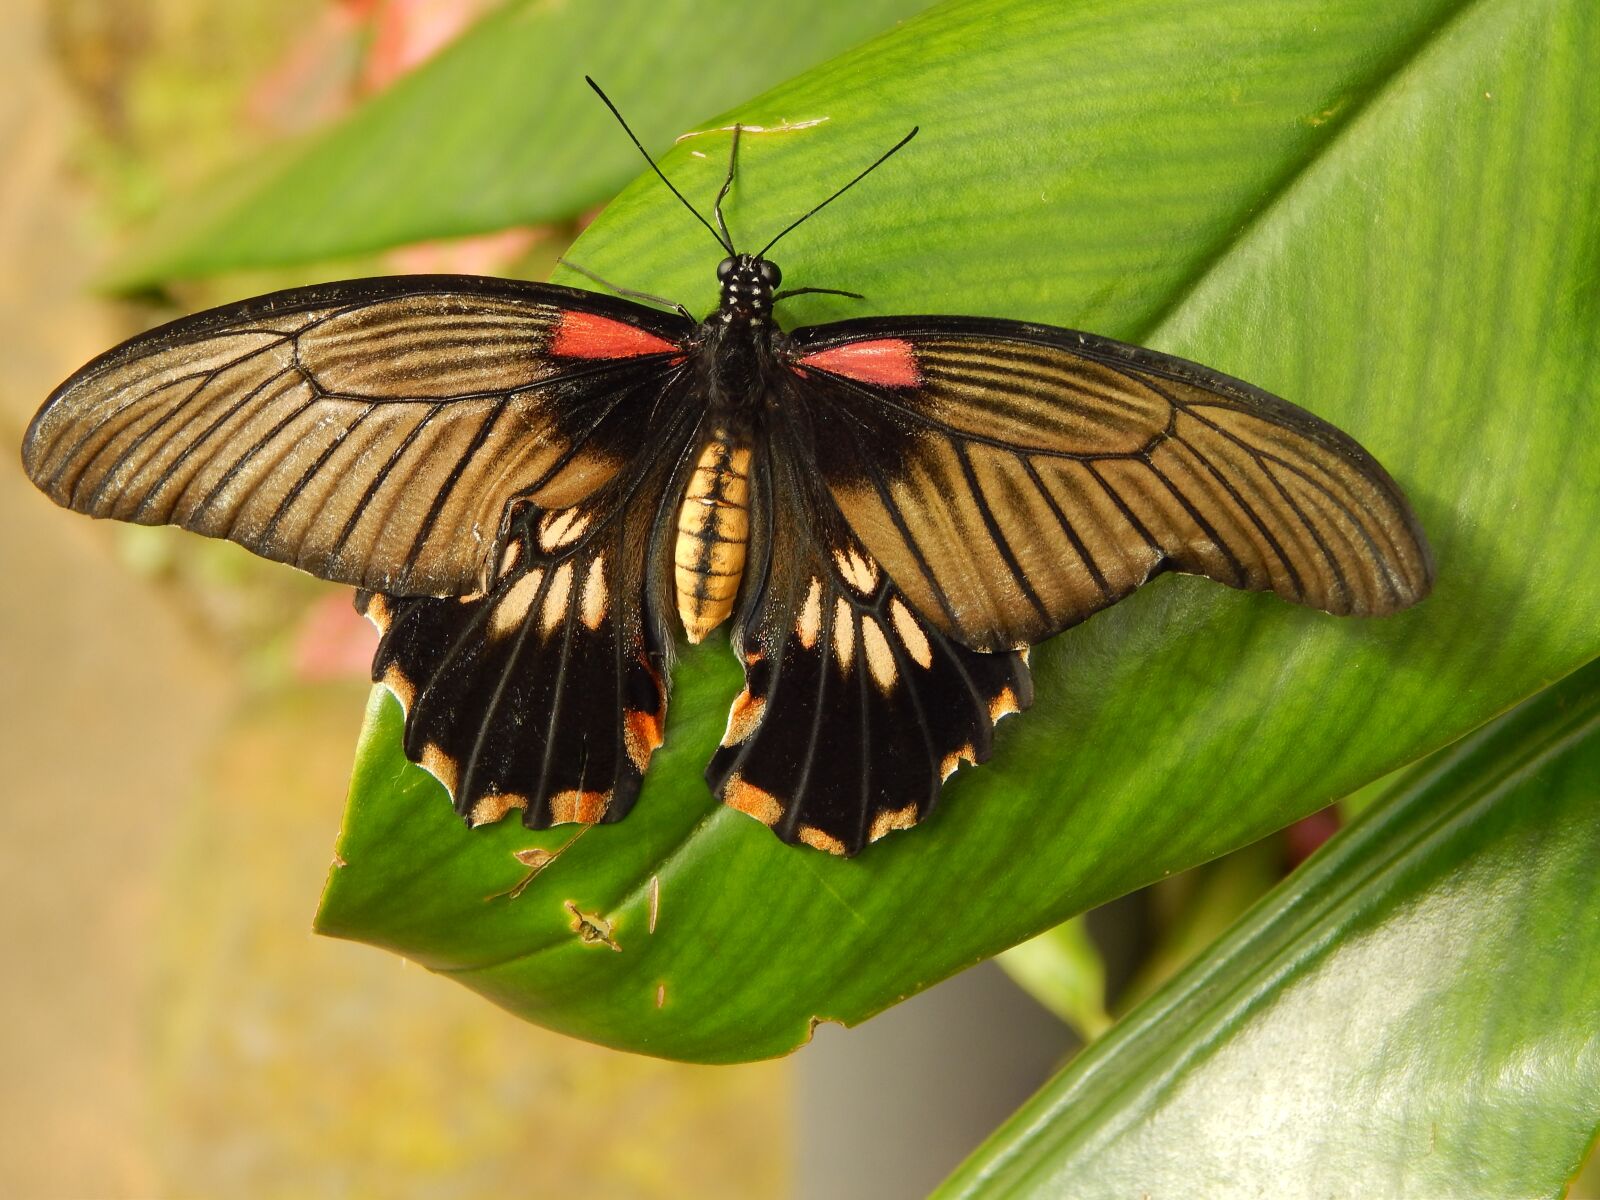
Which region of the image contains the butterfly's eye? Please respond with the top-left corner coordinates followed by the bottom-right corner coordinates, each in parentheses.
top-left (716, 258), bottom-right (737, 281)
top-left (758, 261), bottom-right (782, 288)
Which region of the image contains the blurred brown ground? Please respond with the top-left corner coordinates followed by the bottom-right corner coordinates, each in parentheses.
top-left (0, 3), bottom-right (789, 1196)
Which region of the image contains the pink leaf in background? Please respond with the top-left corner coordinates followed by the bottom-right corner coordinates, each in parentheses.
top-left (292, 593), bottom-right (379, 682)
top-left (1283, 806), bottom-right (1342, 867)
top-left (386, 226), bottom-right (548, 276)
top-left (362, 0), bottom-right (497, 92)
top-left (248, 0), bottom-right (494, 132)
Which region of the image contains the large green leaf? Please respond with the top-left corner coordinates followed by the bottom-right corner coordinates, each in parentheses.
top-left (315, 0), bottom-right (1600, 1061)
top-left (936, 657), bottom-right (1600, 1198)
top-left (105, 0), bottom-right (934, 287)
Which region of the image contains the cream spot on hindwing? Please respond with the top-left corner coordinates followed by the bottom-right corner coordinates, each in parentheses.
top-left (623, 708), bottom-right (664, 772)
top-left (798, 825), bottom-right (848, 856)
top-left (362, 593), bottom-right (391, 634)
top-left (490, 568), bottom-right (544, 637)
top-left (421, 743), bottom-right (460, 792)
top-left (541, 560), bottom-right (574, 633)
top-left (832, 599), bottom-right (856, 671)
top-left (989, 687), bottom-right (1021, 722)
top-left (382, 663), bottom-right (415, 710)
top-left (833, 547), bottom-right (879, 595)
top-left (497, 538), bottom-right (523, 578)
top-left (549, 789), bottom-right (610, 824)
top-left (860, 616), bottom-right (897, 692)
top-left (538, 507), bottom-right (591, 552)
top-left (796, 578), bottom-right (823, 649)
top-left (939, 745), bottom-right (976, 782)
top-left (581, 554), bottom-right (607, 630)
top-left (721, 690), bottom-right (766, 747)
top-left (889, 598), bottom-right (933, 669)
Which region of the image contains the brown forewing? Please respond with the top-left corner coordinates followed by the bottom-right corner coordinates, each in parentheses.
top-left (22, 275), bottom-right (691, 597)
top-left (787, 317), bottom-right (1434, 653)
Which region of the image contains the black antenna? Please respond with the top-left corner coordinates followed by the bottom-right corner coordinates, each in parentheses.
top-left (586, 76), bottom-right (732, 254)
top-left (557, 257), bottom-right (694, 321)
top-left (757, 126), bottom-right (919, 257)
top-left (712, 124), bottom-right (741, 252)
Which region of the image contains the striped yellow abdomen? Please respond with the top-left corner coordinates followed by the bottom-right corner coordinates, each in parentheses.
top-left (675, 432), bottom-right (751, 643)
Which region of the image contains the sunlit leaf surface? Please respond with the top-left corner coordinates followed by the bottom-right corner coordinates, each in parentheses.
top-left (937, 658), bottom-right (1600, 1199)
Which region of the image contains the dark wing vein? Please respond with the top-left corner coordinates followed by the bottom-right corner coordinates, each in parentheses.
top-left (952, 439), bottom-right (1052, 624)
top-left (326, 400), bottom-right (448, 565)
top-left (258, 401), bottom-right (379, 547)
top-left (1020, 456), bottom-right (1113, 603)
top-left (126, 368), bottom-right (302, 520)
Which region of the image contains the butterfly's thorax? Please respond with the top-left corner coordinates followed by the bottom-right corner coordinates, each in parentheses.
top-left (691, 255), bottom-right (789, 408)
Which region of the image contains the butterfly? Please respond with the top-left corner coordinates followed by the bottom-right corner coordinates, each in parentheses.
top-left (21, 81), bottom-right (1433, 856)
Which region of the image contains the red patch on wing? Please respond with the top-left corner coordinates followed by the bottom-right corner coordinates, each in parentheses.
top-left (551, 311), bottom-right (677, 360)
top-left (793, 339), bottom-right (921, 387)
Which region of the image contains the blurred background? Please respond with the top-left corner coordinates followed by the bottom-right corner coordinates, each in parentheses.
top-left (0, 3), bottom-right (1081, 1196)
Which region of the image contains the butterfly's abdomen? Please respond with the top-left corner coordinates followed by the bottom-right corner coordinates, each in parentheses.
top-left (675, 430), bottom-right (751, 643)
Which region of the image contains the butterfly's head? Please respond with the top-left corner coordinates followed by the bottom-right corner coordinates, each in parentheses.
top-left (716, 254), bottom-right (781, 321)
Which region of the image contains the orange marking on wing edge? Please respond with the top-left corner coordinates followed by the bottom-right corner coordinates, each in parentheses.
top-left (551, 311), bottom-right (677, 360)
top-left (624, 709), bottom-right (664, 773)
top-left (723, 775), bottom-right (784, 826)
top-left (362, 593), bottom-right (391, 634)
top-left (420, 743), bottom-right (459, 792)
top-left (940, 744), bottom-right (977, 782)
top-left (470, 792), bottom-right (528, 827)
top-left (381, 663), bottom-right (415, 711)
top-left (798, 825), bottom-right (848, 856)
top-left (721, 690), bottom-right (766, 747)
top-left (794, 339), bottom-right (921, 387)
top-left (869, 803), bottom-right (920, 843)
top-left (989, 687), bottom-right (1021, 723)
top-left (549, 789), bottom-right (611, 824)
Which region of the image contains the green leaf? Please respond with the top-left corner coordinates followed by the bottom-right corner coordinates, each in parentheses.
top-left (995, 918), bottom-right (1111, 1041)
top-left (935, 657), bottom-right (1600, 1199)
top-left (315, 0), bottom-right (1600, 1061)
top-left (105, 0), bottom-right (935, 287)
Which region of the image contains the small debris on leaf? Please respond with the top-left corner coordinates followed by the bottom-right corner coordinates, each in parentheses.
top-left (565, 901), bottom-right (620, 951)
